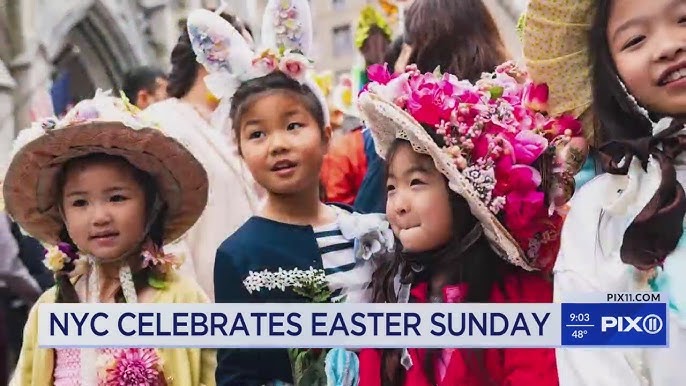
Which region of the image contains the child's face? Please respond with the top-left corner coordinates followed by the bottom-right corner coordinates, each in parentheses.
top-left (238, 91), bottom-right (331, 195)
top-left (608, 0), bottom-right (686, 115)
top-left (386, 143), bottom-right (453, 253)
top-left (61, 158), bottom-right (147, 261)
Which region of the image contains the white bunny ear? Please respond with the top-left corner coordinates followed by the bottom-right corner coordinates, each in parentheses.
top-left (187, 9), bottom-right (255, 79)
top-left (261, 0), bottom-right (313, 55)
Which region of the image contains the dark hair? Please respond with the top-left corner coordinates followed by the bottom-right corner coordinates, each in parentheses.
top-left (167, 12), bottom-right (250, 98)
top-left (54, 153), bottom-right (167, 303)
top-left (229, 71), bottom-right (326, 148)
top-left (405, 0), bottom-right (508, 82)
top-left (384, 37), bottom-right (404, 72)
top-left (589, 0), bottom-right (654, 142)
top-left (122, 66), bottom-right (166, 105)
top-left (373, 139), bottom-right (510, 385)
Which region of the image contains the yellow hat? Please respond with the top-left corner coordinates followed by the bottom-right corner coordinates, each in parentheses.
top-left (522, 0), bottom-right (597, 143)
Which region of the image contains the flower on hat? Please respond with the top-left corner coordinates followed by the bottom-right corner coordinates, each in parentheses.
top-left (278, 51), bottom-right (311, 82)
top-left (273, 0), bottom-right (304, 49)
top-left (523, 82), bottom-right (549, 113)
top-left (252, 49), bottom-right (280, 76)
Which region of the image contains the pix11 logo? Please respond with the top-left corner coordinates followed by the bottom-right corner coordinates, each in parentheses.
top-left (600, 314), bottom-right (664, 334)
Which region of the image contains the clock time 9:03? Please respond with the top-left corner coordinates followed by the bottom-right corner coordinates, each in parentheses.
top-left (569, 313), bottom-right (590, 322)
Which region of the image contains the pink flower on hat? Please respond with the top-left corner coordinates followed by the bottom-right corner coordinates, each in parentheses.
top-left (252, 50), bottom-right (280, 76)
top-left (278, 52), bottom-right (310, 82)
top-left (522, 82), bottom-right (549, 113)
top-left (367, 63), bottom-right (394, 85)
top-left (513, 130), bottom-right (549, 165)
top-left (504, 189), bottom-right (545, 232)
top-left (405, 74), bottom-right (456, 126)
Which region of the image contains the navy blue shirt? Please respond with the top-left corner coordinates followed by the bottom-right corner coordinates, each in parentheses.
top-left (214, 204), bottom-right (369, 385)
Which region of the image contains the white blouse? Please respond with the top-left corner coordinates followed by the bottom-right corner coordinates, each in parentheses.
top-left (144, 98), bottom-right (262, 301)
top-left (554, 154), bottom-right (686, 386)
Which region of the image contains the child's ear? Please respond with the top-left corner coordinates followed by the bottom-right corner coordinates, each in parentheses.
top-left (322, 125), bottom-right (333, 148)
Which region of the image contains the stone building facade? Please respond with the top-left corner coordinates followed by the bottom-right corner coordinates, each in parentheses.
top-left (0, 0), bottom-right (527, 166)
top-left (0, 0), bottom-right (185, 166)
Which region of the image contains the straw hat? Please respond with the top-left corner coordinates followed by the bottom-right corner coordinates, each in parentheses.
top-left (358, 64), bottom-right (583, 271)
top-left (521, 0), bottom-right (597, 143)
top-left (2, 91), bottom-right (208, 245)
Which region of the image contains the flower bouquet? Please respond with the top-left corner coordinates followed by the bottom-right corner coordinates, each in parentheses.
top-left (243, 267), bottom-right (359, 386)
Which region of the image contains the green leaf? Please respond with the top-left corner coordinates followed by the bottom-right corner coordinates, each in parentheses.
top-left (148, 275), bottom-right (167, 289)
top-left (313, 292), bottom-right (331, 303)
top-left (490, 86), bottom-right (504, 99)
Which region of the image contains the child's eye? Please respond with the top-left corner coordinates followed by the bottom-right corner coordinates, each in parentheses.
top-left (287, 122), bottom-right (304, 130)
top-left (386, 184), bottom-right (396, 193)
top-left (110, 194), bottom-right (128, 203)
top-left (410, 178), bottom-right (425, 186)
top-left (678, 16), bottom-right (686, 24)
top-left (72, 199), bottom-right (88, 207)
top-left (248, 130), bottom-right (265, 140)
top-left (622, 36), bottom-right (645, 50)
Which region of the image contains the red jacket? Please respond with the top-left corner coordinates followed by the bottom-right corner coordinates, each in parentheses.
top-left (358, 271), bottom-right (559, 386)
top-left (321, 128), bottom-right (367, 205)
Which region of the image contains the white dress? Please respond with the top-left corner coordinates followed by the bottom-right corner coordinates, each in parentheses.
top-left (145, 98), bottom-right (262, 301)
top-left (554, 153), bottom-right (686, 386)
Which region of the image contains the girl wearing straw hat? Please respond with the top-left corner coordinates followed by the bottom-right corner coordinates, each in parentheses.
top-left (6, 92), bottom-right (216, 385)
top-left (354, 59), bottom-right (583, 385)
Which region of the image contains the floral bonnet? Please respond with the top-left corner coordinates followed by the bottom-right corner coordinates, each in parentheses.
top-left (358, 62), bottom-right (589, 272)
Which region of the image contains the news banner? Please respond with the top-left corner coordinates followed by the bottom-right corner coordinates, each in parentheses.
top-left (37, 292), bottom-right (669, 349)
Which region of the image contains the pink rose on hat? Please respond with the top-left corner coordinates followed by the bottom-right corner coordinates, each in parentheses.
top-left (278, 52), bottom-right (311, 82)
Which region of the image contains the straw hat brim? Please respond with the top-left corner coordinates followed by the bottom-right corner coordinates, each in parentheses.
top-left (358, 92), bottom-right (536, 271)
top-left (3, 121), bottom-right (208, 245)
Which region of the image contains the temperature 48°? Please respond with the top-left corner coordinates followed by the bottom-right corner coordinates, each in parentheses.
top-left (571, 330), bottom-right (588, 339)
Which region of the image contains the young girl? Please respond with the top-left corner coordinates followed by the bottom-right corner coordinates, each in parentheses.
top-left (5, 92), bottom-right (216, 385)
top-left (188, 2), bottom-right (392, 385)
top-left (355, 60), bottom-right (582, 384)
top-left (523, 1), bottom-right (686, 385)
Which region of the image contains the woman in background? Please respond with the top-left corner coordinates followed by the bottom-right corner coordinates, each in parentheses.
top-left (144, 11), bottom-right (261, 301)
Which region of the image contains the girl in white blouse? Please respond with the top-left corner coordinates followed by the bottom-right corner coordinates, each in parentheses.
top-left (523, 0), bottom-right (686, 385)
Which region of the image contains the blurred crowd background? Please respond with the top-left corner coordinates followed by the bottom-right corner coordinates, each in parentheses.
top-left (0, 0), bottom-right (526, 167)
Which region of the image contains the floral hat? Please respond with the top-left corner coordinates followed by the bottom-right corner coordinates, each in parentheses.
top-left (358, 62), bottom-right (588, 271)
top-left (2, 90), bottom-right (209, 245)
top-left (187, 0), bottom-right (330, 126)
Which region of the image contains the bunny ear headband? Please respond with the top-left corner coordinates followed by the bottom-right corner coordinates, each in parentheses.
top-left (187, 0), bottom-right (330, 126)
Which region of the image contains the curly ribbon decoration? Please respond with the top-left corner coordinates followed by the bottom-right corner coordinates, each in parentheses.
top-left (599, 118), bottom-right (686, 269)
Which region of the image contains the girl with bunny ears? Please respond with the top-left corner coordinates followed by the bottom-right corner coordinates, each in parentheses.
top-left (522, 1), bottom-right (686, 385)
top-left (187, 1), bottom-right (393, 385)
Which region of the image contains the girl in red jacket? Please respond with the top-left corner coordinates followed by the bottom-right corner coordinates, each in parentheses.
top-left (354, 59), bottom-right (585, 386)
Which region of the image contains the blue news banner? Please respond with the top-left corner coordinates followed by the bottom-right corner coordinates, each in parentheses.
top-left (561, 297), bottom-right (668, 347)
